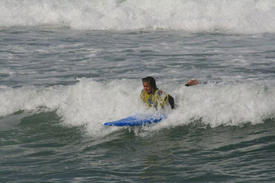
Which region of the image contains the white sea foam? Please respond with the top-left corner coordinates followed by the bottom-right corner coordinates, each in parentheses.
top-left (0, 0), bottom-right (275, 33)
top-left (0, 79), bottom-right (145, 136)
top-left (165, 83), bottom-right (275, 127)
top-left (0, 79), bottom-right (274, 136)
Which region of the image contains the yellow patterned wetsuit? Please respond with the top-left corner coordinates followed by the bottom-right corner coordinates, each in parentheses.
top-left (140, 89), bottom-right (169, 109)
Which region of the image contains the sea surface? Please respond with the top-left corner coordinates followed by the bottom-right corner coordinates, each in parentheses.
top-left (1, 0), bottom-right (275, 182)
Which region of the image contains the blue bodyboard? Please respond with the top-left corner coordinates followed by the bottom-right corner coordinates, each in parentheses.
top-left (104, 114), bottom-right (166, 126)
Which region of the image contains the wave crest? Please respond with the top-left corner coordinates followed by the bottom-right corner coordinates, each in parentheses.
top-left (1, 79), bottom-right (274, 131)
top-left (1, 0), bottom-right (275, 33)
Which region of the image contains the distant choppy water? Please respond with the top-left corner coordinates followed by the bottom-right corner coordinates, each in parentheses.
top-left (1, 1), bottom-right (275, 182)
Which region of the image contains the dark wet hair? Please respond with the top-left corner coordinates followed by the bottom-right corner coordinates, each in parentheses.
top-left (142, 76), bottom-right (158, 91)
top-left (142, 76), bottom-right (175, 109)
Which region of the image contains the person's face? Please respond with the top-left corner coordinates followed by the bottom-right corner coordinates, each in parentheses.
top-left (143, 82), bottom-right (152, 94)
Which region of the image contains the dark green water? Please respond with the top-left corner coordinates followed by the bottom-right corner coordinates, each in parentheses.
top-left (1, 111), bottom-right (275, 183)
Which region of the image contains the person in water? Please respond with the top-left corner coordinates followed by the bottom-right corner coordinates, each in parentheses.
top-left (140, 76), bottom-right (198, 109)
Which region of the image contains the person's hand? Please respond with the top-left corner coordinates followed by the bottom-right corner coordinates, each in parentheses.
top-left (186, 80), bottom-right (198, 86)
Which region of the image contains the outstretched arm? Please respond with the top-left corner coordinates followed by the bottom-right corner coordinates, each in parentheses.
top-left (185, 80), bottom-right (199, 86)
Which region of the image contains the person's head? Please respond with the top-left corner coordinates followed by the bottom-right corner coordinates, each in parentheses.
top-left (142, 76), bottom-right (157, 94)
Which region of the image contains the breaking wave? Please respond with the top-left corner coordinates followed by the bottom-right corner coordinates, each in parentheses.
top-left (1, 79), bottom-right (275, 136)
top-left (0, 0), bottom-right (275, 33)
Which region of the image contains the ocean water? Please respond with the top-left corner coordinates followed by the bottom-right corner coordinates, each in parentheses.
top-left (1, 0), bottom-right (275, 182)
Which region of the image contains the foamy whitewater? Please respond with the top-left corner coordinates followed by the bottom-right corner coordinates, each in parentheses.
top-left (1, 0), bottom-right (275, 33)
top-left (1, 0), bottom-right (275, 182)
top-left (1, 79), bottom-right (275, 136)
